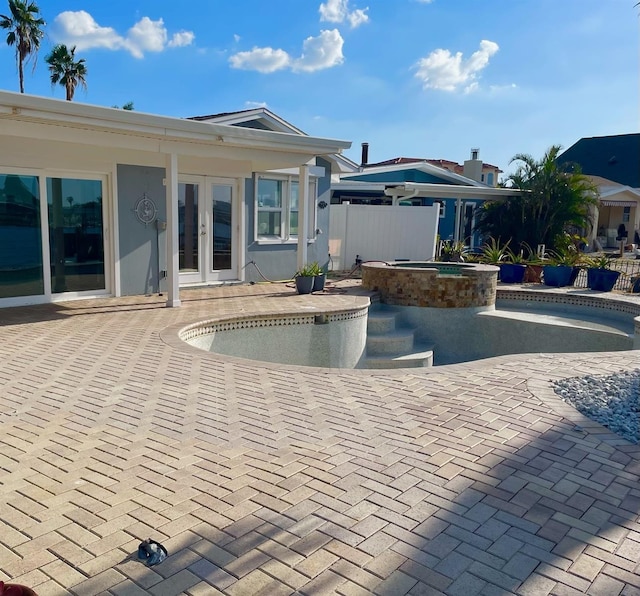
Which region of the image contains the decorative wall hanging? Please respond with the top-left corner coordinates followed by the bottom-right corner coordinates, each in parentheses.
top-left (318, 200), bottom-right (328, 210)
top-left (134, 193), bottom-right (158, 225)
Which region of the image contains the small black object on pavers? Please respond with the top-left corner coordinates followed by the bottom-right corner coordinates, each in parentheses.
top-left (137, 539), bottom-right (168, 566)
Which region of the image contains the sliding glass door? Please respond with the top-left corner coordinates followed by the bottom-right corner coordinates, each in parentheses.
top-left (0, 174), bottom-right (44, 299)
top-left (47, 177), bottom-right (105, 294)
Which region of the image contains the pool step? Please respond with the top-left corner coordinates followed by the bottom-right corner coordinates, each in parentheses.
top-left (365, 345), bottom-right (434, 369)
top-left (363, 308), bottom-right (433, 369)
top-left (366, 329), bottom-right (415, 356)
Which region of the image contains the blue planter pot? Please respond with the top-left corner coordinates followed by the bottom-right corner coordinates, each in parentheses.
top-left (295, 276), bottom-right (314, 294)
top-left (542, 265), bottom-right (573, 287)
top-left (587, 268), bottom-right (620, 291)
top-left (312, 274), bottom-right (326, 292)
top-left (499, 263), bottom-right (526, 284)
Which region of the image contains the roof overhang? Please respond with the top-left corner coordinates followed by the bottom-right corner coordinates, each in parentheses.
top-left (383, 182), bottom-right (524, 200)
top-left (0, 91), bottom-right (351, 169)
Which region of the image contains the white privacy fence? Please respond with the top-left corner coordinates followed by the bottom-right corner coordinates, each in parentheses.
top-left (328, 203), bottom-right (439, 271)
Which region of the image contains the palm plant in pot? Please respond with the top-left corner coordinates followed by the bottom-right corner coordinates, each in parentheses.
top-left (481, 237), bottom-right (508, 265)
top-left (294, 263), bottom-right (318, 294)
top-left (295, 261), bottom-right (325, 294)
top-left (585, 255), bottom-right (621, 291)
top-left (439, 240), bottom-right (468, 262)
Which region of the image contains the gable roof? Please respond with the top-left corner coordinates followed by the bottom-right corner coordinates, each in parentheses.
top-left (190, 107), bottom-right (358, 173)
top-left (342, 161), bottom-right (485, 187)
top-left (558, 134), bottom-right (640, 188)
top-left (189, 108), bottom-right (306, 135)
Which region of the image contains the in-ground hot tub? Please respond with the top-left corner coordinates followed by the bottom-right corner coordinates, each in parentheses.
top-left (361, 261), bottom-right (499, 308)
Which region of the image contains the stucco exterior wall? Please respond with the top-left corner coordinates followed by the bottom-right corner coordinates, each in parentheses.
top-left (117, 165), bottom-right (167, 296)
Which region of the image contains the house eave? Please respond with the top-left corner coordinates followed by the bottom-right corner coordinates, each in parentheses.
top-left (0, 91), bottom-right (351, 157)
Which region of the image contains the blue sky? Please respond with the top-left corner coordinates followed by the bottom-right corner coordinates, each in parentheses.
top-left (0, 0), bottom-right (637, 176)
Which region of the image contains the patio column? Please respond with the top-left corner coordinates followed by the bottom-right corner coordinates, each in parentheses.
top-left (297, 165), bottom-right (309, 271)
top-left (165, 152), bottom-right (181, 307)
top-left (454, 197), bottom-right (462, 243)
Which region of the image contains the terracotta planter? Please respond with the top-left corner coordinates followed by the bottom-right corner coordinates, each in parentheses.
top-left (524, 264), bottom-right (543, 283)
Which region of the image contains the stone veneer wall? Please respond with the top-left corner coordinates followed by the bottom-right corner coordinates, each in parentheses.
top-left (361, 262), bottom-right (499, 308)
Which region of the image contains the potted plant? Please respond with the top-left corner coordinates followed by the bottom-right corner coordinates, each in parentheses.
top-left (542, 250), bottom-right (576, 287)
top-left (585, 255), bottom-right (621, 291)
top-left (294, 263), bottom-right (317, 294)
top-left (311, 262), bottom-right (326, 292)
top-left (439, 240), bottom-right (467, 262)
top-left (500, 247), bottom-right (527, 284)
top-left (480, 238), bottom-right (508, 281)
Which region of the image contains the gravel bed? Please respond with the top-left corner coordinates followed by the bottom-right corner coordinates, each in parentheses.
top-left (553, 369), bottom-right (639, 444)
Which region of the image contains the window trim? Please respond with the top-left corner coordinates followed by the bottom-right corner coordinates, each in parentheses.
top-left (254, 173), bottom-right (318, 244)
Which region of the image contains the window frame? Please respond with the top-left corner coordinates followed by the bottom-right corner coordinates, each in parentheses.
top-left (255, 173), bottom-right (318, 244)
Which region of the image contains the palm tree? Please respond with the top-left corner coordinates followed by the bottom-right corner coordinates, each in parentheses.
top-left (0, 0), bottom-right (45, 93)
top-left (475, 145), bottom-right (598, 251)
top-left (45, 44), bottom-right (88, 101)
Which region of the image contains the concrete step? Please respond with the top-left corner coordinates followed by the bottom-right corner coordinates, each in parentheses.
top-left (367, 310), bottom-right (398, 335)
top-left (366, 329), bottom-right (415, 356)
top-left (363, 347), bottom-right (434, 369)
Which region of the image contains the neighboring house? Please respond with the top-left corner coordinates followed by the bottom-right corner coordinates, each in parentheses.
top-left (331, 148), bottom-right (517, 249)
top-left (363, 148), bottom-right (502, 187)
top-left (586, 176), bottom-right (640, 249)
top-left (559, 134), bottom-right (640, 249)
top-left (0, 93), bottom-right (350, 308)
top-left (558, 134), bottom-right (640, 189)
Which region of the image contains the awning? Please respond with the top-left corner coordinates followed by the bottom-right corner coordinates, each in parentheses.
top-left (600, 200), bottom-right (637, 207)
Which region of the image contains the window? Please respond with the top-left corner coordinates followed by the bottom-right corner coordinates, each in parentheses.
top-left (623, 206), bottom-right (631, 223)
top-left (487, 172), bottom-right (494, 186)
top-left (256, 175), bottom-right (317, 240)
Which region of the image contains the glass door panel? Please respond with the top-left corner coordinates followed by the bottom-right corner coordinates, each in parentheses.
top-left (211, 183), bottom-right (233, 272)
top-left (47, 177), bottom-right (105, 293)
top-left (179, 182), bottom-right (199, 273)
top-left (0, 173), bottom-right (44, 298)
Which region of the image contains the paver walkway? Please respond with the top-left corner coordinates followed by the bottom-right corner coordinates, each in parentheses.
top-left (0, 282), bottom-right (639, 596)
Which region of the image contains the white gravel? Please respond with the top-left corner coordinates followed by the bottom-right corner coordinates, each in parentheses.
top-left (553, 369), bottom-right (639, 444)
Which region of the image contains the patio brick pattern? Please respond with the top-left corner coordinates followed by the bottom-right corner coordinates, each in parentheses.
top-left (0, 282), bottom-right (639, 595)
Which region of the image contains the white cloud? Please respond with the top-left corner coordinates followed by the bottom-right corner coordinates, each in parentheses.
top-left (348, 9), bottom-right (369, 28)
top-left (126, 17), bottom-right (167, 57)
top-left (229, 29), bottom-right (344, 74)
top-left (319, 0), bottom-right (369, 28)
top-left (415, 39), bottom-right (499, 92)
top-left (229, 47), bottom-right (291, 73)
top-left (416, 0), bottom-right (434, 3)
top-left (293, 29), bottom-right (344, 72)
top-left (51, 10), bottom-right (194, 58)
top-left (245, 100), bottom-right (268, 109)
top-left (52, 11), bottom-right (123, 52)
top-left (233, 34), bottom-right (241, 43)
top-left (169, 31), bottom-right (195, 48)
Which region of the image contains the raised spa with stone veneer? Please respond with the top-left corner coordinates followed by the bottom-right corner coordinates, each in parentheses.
top-left (361, 261), bottom-right (499, 308)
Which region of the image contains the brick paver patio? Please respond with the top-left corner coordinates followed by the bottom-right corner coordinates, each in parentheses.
top-left (1, 282), bottom-right (639, 596)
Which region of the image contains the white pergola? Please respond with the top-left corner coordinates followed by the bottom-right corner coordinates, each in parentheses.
top-left (384, 182), bottom-right (524, 243)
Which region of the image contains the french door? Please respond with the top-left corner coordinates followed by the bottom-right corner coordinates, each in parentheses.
top-left (178, 176), bottom-right (237, 284)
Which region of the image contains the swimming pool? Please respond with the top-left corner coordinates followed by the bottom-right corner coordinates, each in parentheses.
top-left (180, 289), bottom-right (640, 369)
